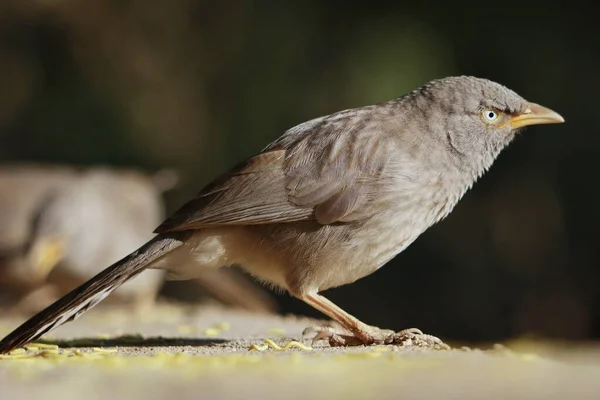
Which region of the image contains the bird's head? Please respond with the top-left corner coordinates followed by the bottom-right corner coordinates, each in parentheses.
top-left (24, 190), bottom-right (72, 282)
top-left (408, 75), bottom-right (564, 174)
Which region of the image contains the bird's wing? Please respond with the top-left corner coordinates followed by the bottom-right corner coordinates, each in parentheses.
top-left (155, 110), bottom-right (395, 233)
top-left (155, 150), bottom-right (313, 232)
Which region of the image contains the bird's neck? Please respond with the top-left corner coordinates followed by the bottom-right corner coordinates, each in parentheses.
top-left (446, 136), bottom-right (514, 206)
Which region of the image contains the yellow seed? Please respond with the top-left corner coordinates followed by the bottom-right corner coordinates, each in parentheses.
top-left (30, 342), bottom-right (59, 349)
top-left (248, 344), bottom-right (269, 351)
top-left (204, 328), bottom-right (221, 336)
top-left (253, 339), bottom-right (313, 351)
top-left (279, 341), bottom-right (312, 351)
top-left (96, 333), bottom-right (111, 339)
top-left (92, 347), bottom-right (117, 353)
top-left (39, 350), bottom-right (64, 359)
top-left (263, 339), bottom-right (283, 350)
top-left (0, 354), bottom-right (31, 359)
top-left (9, 348), bottom-right (27, 355)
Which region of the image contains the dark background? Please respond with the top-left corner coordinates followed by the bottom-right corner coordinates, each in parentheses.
top-left (0, 1), bottom-right (597, 344)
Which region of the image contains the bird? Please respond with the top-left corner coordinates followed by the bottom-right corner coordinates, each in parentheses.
top-left (0, 164), bottom-right (276, 314)
top-left (27, 167), bottom-right (169, 310)
top-left (0, 76), bottom-right (564, 353)
top-left (0, 165), bottom-right (170, 312)
top-left (0, 165), bottom-right (77, 299)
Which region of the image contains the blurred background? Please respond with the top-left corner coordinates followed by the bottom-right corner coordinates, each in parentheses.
top-left (0, 0), bottom-right (596, 344)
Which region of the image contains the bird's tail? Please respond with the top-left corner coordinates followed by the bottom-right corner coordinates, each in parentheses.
top-left (0, 231), bottom-right (192, 354)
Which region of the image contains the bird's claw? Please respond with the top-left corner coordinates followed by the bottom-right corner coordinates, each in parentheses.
top-left (302, 326), bottom-right (356, 346)
top-left (303, 325), bottom-right (450, 349)
top-left (390, 328), bottom-right (450, 350)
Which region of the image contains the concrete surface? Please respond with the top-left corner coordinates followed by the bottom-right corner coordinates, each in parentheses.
top-left (1, 302), bottom-right (599, 400)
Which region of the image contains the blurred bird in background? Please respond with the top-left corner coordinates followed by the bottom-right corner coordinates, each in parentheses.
top-left (0, 164), bottom-right (277, 315)
top-left (0, 164), bottom-right (75, 307)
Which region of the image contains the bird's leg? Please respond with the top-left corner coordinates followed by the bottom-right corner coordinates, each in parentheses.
top-left (300, 293), bottom-right (389, 345)
top-left (299, 293), bottom-right (449, 349)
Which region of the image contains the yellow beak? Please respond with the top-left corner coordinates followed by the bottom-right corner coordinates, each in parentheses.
top-left (509, 103), bottom-right (565, 129)
top-left (31, 238), bottom-right (64, 280)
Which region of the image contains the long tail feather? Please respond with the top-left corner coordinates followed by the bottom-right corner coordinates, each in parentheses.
top-left (0, 231), bottom-right (191, 354)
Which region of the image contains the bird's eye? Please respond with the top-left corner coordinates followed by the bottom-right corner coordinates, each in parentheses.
top-left (481, 109), bottom-right (500, 123)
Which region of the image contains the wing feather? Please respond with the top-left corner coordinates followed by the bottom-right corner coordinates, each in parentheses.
top-left (155, 150), bottom-right (314, 232)
top-left (156, 106), bottom-right (398, 233)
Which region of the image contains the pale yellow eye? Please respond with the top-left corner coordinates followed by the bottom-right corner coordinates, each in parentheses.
top-left (482, 109), bottom-right (500, 123)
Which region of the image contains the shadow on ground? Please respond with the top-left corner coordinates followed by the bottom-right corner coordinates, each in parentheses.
top-left (43, 335), bottom-right (228, 348)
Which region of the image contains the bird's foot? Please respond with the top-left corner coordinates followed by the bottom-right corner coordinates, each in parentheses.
top-left (303, 325), bottom-right (450, 350)
top-left (389, 328), bottom-right (450, 350)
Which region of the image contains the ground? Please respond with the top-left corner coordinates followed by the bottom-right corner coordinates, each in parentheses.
top-left (0, 302), bottom-right (599, 399)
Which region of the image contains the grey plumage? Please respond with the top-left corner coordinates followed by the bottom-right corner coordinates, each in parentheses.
top-left (0, 76), bottom-right (564, 353)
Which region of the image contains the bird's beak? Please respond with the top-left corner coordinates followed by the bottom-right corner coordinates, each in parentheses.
top-left (508, 103), bottom-right (565, 129)
top-left (31, 237), bottom-right (64, 280)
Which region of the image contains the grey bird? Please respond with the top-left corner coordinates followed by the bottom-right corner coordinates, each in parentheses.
top-left (0, 76), bottom-right (564, 353)
top-left (0, 165), bottom-right (169, 312)
top-left (28, 167), bottom-right (169, 309)
top-left (0, 165), bottom-right (276, 314)
top-left (0, 165), bottom-right (76, 295)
